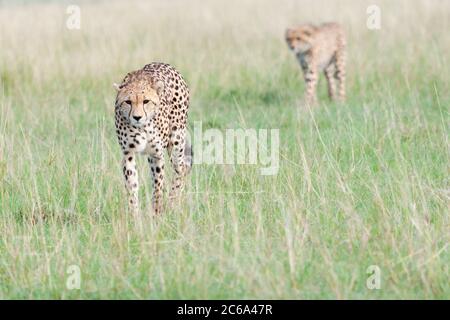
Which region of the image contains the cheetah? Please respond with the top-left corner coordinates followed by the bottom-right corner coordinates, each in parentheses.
top-left (114, 62), bottom-right (192, 215)
top-left (285, 22), bottom-right (346, 104)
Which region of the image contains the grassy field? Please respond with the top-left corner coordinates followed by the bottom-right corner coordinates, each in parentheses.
top-left (0, 0), bottom-right (448, 299)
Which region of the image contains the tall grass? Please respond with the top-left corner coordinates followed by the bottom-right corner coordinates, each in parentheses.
top-left (0, 0), bottom-right (448, 299)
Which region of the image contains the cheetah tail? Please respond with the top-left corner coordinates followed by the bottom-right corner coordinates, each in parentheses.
top-left (184, 140), bottom-right (193, 174)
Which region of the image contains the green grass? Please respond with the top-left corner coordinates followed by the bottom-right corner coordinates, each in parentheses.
top-left (0, 0), bottom-right (448, 299)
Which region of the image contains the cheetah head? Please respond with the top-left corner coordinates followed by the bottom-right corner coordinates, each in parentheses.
top-left (114, 71), bottom-right (164, 128)
top-left (285, 25), bottom-right (316, 54)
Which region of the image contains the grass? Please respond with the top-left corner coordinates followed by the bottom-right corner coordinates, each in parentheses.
top-left (0, 0), bottom-right (448, 299)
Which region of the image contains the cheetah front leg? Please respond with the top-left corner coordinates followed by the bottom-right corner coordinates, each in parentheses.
top-left (122, 152), bottom-right (139, 216)
top-left (148, 155), bottom-right (165, 215)
top-left (169, 129), bottom-right (188, 200)
top-left (302, 65), bottom-right (318, 105)
top-left (324, 64), bottom-right (336, 101)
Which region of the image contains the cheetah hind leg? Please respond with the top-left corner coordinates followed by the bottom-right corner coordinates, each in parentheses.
top-left (334, 49), bottom-right (346, 102)
top-left (184, 140), bottom-right (193, 174)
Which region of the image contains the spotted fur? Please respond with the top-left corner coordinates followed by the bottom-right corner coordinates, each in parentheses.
top-left (114, 62), bottom-right (191, 215)
top-left (286, 22), bottom-right (346, 103)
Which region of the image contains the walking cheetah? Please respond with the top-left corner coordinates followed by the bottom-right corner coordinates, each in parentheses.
top-left (114, 62), bottom-right (192, 215)
top-left (285, 22), bottom-right (346, 103)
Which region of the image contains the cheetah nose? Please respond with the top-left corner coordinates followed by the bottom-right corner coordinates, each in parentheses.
top-left (133, 116), bottom-right (142, 122)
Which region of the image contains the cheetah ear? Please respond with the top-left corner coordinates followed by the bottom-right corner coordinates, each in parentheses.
top-left (302, 27), bottom-right (313, 36)
top-left (113, 83), bottom-right (121, 91)
top-left (303, 25), bottom-right (317, 36)
top-left (285, 28), bottom-right (291, 37)
top-left (153, 80), bottom-right (165, 96)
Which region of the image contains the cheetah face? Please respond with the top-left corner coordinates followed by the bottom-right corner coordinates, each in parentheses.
top-left (285, 26), bottom-right (315, 54)
top-left (117, 93), bottom-right (158, 127)
top-left (115, 80), bottom-right (164, 128)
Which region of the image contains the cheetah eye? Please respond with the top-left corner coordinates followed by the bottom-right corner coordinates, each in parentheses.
top-left (125, 100), bottom-right (132, 105)
top-left (143, 100), bottom-right (150, 104)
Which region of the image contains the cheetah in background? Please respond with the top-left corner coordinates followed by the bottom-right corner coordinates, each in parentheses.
top-left (114, 62), bottom-right (192, 215)
top-left (286, 22), bottom-right (346, 104)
